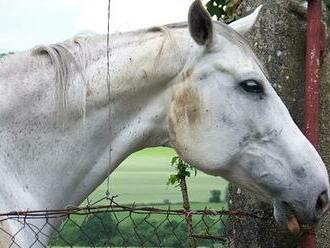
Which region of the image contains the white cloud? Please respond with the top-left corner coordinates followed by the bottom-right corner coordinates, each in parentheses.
top-left (109, 0), bottom-right (192, 32)
top-left (0, 32), bottom-right (52, 51)
top-left (75, 0), bottom-right (193, 33)
top-left (0, 0), bottom-right (82, 50)
top-left (74, 0), bottom-right (108, 33)
top-left (0, 0), bottom-right (195, 51)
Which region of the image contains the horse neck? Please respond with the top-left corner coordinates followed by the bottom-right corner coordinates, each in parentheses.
top-left (88, 27), bottom-right (191, 152)
top-left (0, 26), bottom-right (196, 245)
top-left (1, 26), bottom-right (192, 210)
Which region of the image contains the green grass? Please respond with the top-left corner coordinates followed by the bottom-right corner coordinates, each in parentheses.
top-left (87, 147), bottom-right (228, 205)
top-left (50, 148), bottom-right (228, 247)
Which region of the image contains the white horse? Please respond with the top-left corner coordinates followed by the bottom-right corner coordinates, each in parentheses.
top-left (0, 1), bottom-right (329, 246)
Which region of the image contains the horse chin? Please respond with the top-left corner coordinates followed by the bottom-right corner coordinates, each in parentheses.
top-left (273, 200), bottom-right (301, 234)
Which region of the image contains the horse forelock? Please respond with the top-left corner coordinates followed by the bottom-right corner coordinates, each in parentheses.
top-left (213, 21), bottom-right (269, 78)
top-left (154, 21), bottom-right (268, 78)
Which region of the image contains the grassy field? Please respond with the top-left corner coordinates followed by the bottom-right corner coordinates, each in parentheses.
top-left (51, 148), bottom-right (228, 247)
top-left (86, 147), bottom-right (228, 205)
top-left (52, 200), bottom-right (228, 247)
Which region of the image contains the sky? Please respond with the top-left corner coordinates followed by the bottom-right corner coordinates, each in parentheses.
top-left (0, 0), bottom-right (198, 52)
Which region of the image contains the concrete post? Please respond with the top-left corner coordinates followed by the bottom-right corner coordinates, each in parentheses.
top-left (317, 18), bottom-right (330, 248)
top-left (228, 0), bottom-right (310, 247)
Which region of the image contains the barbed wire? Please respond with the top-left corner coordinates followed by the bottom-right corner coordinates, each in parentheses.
top-left (0, 195), bottom-right (269, 248)
top-left (0, 200), bottom-right (267, 221)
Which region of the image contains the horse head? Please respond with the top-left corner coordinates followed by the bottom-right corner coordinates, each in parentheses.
top-left (168, 0), bottom-right (329, 232)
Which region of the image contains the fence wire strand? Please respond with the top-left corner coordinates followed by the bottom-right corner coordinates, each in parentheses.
top-left (106, 0), bottom-right (112, 199)
top-left (0, 196), bottom-right (268, 248)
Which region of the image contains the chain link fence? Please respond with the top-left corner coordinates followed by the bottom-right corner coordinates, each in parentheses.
top-left (0, 195), bottom-right (268, 248)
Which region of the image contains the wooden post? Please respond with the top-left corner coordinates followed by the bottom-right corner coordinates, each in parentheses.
top-left (180, 176), bottom-right (197, 248)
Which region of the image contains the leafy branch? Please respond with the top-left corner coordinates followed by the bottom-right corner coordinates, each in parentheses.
top-left (167, 156), bottom-right (197, 186)
top-left (167, 156), bottom-right (197, 247)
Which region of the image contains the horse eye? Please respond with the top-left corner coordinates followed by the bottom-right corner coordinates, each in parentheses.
top-left (240, 80), bottom-right (264, 94)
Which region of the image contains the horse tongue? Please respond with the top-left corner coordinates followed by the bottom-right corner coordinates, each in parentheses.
top-left (287, 214), bottom-right (300, 234)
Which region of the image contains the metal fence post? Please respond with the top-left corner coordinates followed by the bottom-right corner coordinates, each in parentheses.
top-left (302, 0), bottom-right (324, 247)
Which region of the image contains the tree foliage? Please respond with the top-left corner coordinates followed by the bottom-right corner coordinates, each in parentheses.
top-left (325, 0), bottom-right (330, 10)
top-left (167, 156), bottom-right (197, 186)
top-left (209, 189), bottom-right (222, 203)
top-left (206, 0), bottom-right (330, 19)
top-left (50, 213), bottom-right (223, 247)
top-left (205, 0), bottom-right (242, 23)
top-left (0, 52), bottom-right (14, 58)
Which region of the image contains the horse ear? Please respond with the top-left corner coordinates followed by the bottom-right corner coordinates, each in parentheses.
top-left (229, 5), bottom-right (262, 36)
top-left (188, 0), bottom-right (213, 46)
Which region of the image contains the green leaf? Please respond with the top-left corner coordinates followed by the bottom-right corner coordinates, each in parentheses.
top-left (167, 156), bottom-right (197, 187)
top-left (219, 0), bottom-right (229, 5)
top-left (171, 156), bottom-right (179, 166)
top-left (167, 174), bottom-right (178, 185)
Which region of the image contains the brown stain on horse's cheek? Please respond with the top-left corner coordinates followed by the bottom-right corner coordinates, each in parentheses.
top-left (168, 82), bottom-right (202, 148)
top-left (173, 83), bottom-right (201, 125)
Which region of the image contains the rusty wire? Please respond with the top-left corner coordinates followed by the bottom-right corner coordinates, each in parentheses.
top-left (0, 195), bottom-right (268, 248)
top-left (0, 201), bottom-right (265, 221)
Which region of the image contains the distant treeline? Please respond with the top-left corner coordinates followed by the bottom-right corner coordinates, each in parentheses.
top-left (0, 52), bottom-right (14, 58)
top-left (50, 212), bottom-right (227, 247)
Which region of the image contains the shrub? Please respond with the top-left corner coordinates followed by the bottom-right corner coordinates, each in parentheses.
top-left (209, 189), bottom-right (222, 203)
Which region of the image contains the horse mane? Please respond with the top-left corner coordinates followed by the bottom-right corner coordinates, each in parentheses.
top-left (28, 21), bottom-right (266, 126)
top-left (32, 37), bottom-right (89, 126)
top-left (30, 26), bottom-right (178, 126)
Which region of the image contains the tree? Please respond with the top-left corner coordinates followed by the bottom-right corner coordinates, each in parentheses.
top-left (209, 190), bottom-right (222, 203)
top-left (206, 0), bottom-right (242, 23)
top-left (78, 213), bottom-right (117, 245)
top-left (325, 0), bottom-right (330, 9)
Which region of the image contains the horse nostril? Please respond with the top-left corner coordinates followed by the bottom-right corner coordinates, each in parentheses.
top-left (316, 191), bottom-right (330, 216)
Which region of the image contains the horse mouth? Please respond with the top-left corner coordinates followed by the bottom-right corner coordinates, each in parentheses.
top-left (285, 204), bottom-right (301, 234)
top-left (275, 201), bottom-right (319, 234)
top-left (274, 201), bottom-right (307, 234)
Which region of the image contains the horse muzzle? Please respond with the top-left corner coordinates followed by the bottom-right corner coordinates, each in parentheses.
top-left (273, 190), bottom-right (330, 234)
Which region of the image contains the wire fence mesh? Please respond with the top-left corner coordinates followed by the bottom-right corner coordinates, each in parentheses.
top-left (0, 194), bottom-right (270, 248)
